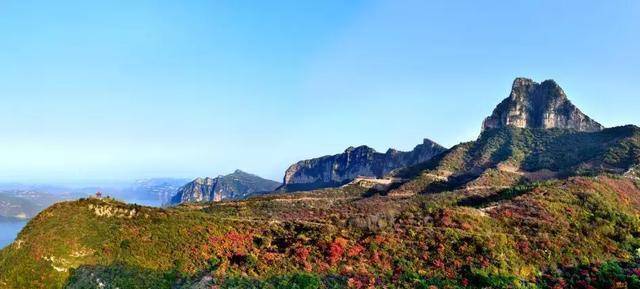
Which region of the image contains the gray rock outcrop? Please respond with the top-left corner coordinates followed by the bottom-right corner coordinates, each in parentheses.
top-left (482, 78), bottom-right (603, 132)
top-left (280, 139), bottom-right (446, 191)
top-left (170, 170), bottom-right (280, 204)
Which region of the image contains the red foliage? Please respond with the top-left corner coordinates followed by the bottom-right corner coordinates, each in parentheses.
top-left (371, 251), bottom-right (381, 263)
top-left (328, 238), bottom-right (348, 265)
top-left (347, 244), bottom-right (365, 257)
top-left (355, 275), bottom-right (378, 289)
top-left (433, 259), bottom-right (445, 269)
top-left (208, 231), bottom-right (254, 258)
top-left (460, 222), bottom-right (473, 230)
top-left (373, 235), bottom-right (386, 245)
top-left (480, 256), bottom-right (490, 268)
top-left (436, 209), bottom-right (454, 227)
top-left (599, 177), bottom-right (640, 207)
top-left (503, 209), bottom-right (514, 218)
top-left (452, 259), bottom-right (463, 269)
top-left (262, 252), bottom-right (279, 264)
top-left (295, 246), bottom-right (310, 262)
top-left (461, 278), bottom-right (469, 286)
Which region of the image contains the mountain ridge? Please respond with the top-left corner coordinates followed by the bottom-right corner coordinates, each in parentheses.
top-left (169, 170), bottom-right (280, 204)
top-left (280, 138), bottom-right (446, 192)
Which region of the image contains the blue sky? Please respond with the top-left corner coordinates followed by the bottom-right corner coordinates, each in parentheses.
top-left (0, 0), bottom-right (638, 183)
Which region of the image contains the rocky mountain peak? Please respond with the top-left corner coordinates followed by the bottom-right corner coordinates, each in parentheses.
top-left (344, 145), bottom-right (375, 154)
top-left (231, 169), bottom-right (247, 175)
top-left (169, 170), bottom-right (280, 205)
top-left (420, 138), bottom-right (440, 148)
top-left (386, 148), bottom-right (400, 154)
top-left (511, 77), bottom-right (535, 87)
top-left (281, 139), bottom-right (447, 191)
top-left (482, 78), bottom-right (603, 132)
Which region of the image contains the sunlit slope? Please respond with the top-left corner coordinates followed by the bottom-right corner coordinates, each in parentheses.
top-left (2, 174), bottom-right (640, 288)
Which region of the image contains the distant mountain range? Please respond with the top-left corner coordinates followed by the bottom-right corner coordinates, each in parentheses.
top-left (0, 78), bottom-right (618, 210)
top-left (0, 179), bottom-right (191, 219)
top-left (167, 139), bottom-right (447, 204)
top-left (0, 191), bottom-right (65, 220)
top-left (125, 178), bottom-right (190, 204)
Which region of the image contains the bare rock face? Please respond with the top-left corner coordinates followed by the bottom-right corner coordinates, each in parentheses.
top-left (170, 170), bottom-right (280, 204)
top-left (482, 78), bottom-right (603, 132)
top-left (280, 139), bottom-right (446, 191)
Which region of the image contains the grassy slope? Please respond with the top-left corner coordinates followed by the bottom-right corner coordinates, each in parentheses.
top-left (1, 176), bottom-right (640, 288)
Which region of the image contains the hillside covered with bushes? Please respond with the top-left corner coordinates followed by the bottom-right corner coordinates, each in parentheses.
top-left (3, 167), bottom-right (640, 288)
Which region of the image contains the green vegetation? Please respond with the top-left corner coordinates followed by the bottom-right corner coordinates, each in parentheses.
top-left (2, 126), bottom-right (640, 289)
top-left (1, 174), bottom-right (640, 289)
top-left (539, 260), bottom-right (640, 289)
top-left (394, 126), bottom-right (640, 195)
top-left (64, 264), bottom-right (173, 289)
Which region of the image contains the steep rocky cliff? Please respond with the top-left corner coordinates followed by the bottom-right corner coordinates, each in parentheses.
top-left (169, 170), bottom-right (280, 204)
top-left (280, 139), bottom-right (446, 191)
top-left (482, 78), bottom-right (604, 132)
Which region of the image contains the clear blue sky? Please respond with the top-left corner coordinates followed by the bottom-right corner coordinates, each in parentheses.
top-left (0, 0), bottom-right (638, 183)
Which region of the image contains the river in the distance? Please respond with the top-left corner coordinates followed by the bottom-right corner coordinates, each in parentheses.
top-left (0, 197), bottom-right (163, 249)
top-left (0, 221), bottom-right (28, 248)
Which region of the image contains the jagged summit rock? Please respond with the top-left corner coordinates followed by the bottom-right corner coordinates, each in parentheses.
top-left (482, 77), bottom-right (604, 132)
top-left (169, 170), bottom-right (280, 204)
top-left (280, 138), bottom-right (446, 191)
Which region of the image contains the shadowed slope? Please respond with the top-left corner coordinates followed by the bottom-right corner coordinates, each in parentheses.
top-left (391, 126), bottom-right (640, 196)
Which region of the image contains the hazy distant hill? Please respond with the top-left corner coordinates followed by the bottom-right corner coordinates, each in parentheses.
top-left (0, 191), bottom-right (61, 220)
top-left (126, 178), bottom-right (190, 205)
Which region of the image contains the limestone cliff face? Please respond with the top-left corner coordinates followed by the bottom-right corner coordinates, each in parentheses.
top-left (281, 139), bottom-right (446, 191)
top-left (169, 170), bottom-right (280, 205)
top-left (482, 78), bottom-right (603, 132)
